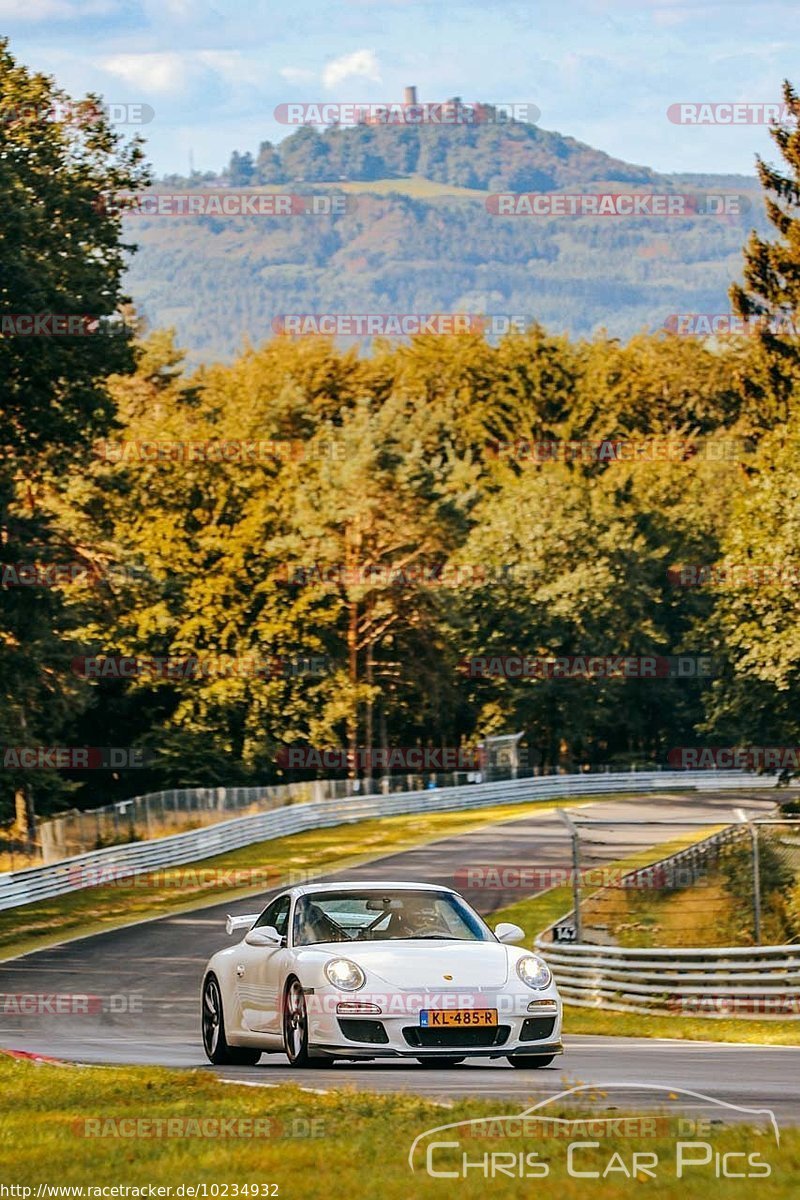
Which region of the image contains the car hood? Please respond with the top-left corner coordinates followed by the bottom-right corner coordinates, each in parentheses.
top-left (316, 939), bottom-right (511, 989)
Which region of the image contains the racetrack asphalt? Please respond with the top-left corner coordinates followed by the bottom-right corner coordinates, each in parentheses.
top-left (2, 789), bottom-right (798, 1123)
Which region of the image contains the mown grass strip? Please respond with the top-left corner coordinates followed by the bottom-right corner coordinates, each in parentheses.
top-left (0, 1056), bottom-right (797, 1197)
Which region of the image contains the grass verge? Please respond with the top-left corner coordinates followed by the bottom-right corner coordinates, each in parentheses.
top-left (0, 1055), bottom-right (797, 1197)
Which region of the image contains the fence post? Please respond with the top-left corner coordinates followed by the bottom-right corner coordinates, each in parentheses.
top-left (752, 823), bottom-right (762, 945)
top-left (735, 808), bottom-right (762, 944)
top-left (556, 808), bottom-right (583, 943)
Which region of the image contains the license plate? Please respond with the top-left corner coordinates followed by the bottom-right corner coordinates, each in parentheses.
top-left (420, 1008), bottom-right (498, 1027)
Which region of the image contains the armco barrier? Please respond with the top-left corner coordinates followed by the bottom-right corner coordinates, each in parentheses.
top-left (0, 769), bottom-right (780, 912)
top-left (534, 940), bottom-right (800, 1019)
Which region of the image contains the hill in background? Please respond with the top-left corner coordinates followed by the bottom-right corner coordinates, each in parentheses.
top-left (125, 115), bottom-right (766, 364)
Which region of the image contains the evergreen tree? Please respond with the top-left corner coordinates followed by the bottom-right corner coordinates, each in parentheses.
top-left (731, 79), bottom-right (800, 428)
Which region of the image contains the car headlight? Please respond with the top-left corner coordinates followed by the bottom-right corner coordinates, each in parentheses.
top-left (516, 955), bottom-right (552, 990)
top-left (324, 958), bottom-right (366, 991)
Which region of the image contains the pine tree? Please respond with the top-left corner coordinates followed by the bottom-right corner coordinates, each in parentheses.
top-left (730, 79), bottom-right (800, 427)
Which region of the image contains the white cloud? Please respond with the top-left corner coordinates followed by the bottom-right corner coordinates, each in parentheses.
top-left (100, 53), bottom-right (190, 96)
top-left (322, 49), bottom-right (381, 90)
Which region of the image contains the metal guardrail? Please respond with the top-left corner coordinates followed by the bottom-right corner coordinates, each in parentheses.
top-left (535, 940), bottom-right (800, 1019)
top-left (34, 760), bottom-right (785, 862)
top-left (536, 821), bottom-right (800, 1018)
top-left (0, 769), bottom-right (777, 913)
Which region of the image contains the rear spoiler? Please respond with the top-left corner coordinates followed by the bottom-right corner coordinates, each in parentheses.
top-left (226, 914), bottom-right (258, 935)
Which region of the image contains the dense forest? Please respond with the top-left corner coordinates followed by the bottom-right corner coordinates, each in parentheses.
top-left (2, 41), bottom-right (800, 827)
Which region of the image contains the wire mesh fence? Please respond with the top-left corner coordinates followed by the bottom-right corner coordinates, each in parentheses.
top-left (547, 814), bottom-right (800, 949)
top-left (20, 761), bottom-right (679, 864)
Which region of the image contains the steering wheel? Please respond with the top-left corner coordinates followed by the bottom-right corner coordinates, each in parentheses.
top-left (405, 913), bottom-right (442, 935)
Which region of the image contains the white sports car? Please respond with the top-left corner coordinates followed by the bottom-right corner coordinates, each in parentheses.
top-left (201, 881), bottom-right (563, 1068)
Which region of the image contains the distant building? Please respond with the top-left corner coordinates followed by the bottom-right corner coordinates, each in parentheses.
top-left (356, 87), bottom-right (494, 127)
top-left (358, 86), bottom-right (421, 125)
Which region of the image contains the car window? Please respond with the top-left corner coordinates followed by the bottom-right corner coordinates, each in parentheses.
top-left (254, 895), bottom-right (290, 936)
top-left (293, 890), bottom-right (493, 946)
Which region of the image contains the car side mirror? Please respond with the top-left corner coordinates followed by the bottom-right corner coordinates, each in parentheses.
top-left (244, 926), bottom-right (283, 947)
top-left (494, 922), bottom-right (525, 944)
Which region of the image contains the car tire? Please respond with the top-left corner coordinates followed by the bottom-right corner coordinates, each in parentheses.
top-left (506, 1054), bottom-right (556, 1069)
top-left (415, 1057), bottom-right (465, 1067)
top-left (283, 977), bottom-right (335, 1068)
top-left (202, 974), bottom-right (261, 1066)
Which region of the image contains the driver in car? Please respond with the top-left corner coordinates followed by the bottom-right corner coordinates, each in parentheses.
top-left (388, 894), bottom-right (449, 938)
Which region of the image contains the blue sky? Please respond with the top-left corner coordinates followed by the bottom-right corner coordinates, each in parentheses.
top-left (1, 0), bottom-right (796, 178)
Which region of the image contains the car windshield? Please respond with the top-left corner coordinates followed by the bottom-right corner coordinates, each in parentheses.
top-left (292, 889), bottom-right (494, 947)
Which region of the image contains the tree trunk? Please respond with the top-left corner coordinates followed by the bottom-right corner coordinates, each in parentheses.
top-left (17, 706), bottom-right (37, 851)
top-left (364, 638), bottom-right (374, 794)
top-left (347, 597), bottom-right (358, 780)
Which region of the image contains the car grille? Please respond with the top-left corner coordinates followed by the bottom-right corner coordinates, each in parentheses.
top-left (403, 1025), bottom-right (510, 1049)
top-left (337, 1019), bottom-right (390, 1044)
top-left (520, 1016), bottom-right (557, 1041)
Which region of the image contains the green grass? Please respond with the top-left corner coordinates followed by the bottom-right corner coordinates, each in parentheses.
top-left (333, 174), bottom-right (488, 198)
top-left (0, 793), bottom-right (635, 962)
top-left (562, 1006), bottom-right (800, 1044)
top-left (491, 830), bottom-right (717, 944)
top-left (0, 1056), bottom-right (797, 1196)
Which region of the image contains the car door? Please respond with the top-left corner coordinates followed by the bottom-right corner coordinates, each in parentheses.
top-left (236, 894), bottom-right (291, 1035)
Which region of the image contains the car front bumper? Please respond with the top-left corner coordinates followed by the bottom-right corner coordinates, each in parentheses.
top-left (305, 989), bottom-right (563, 1059)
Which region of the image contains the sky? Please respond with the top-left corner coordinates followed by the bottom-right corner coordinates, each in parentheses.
top-left (0, 0), bottom-right (796, 178)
